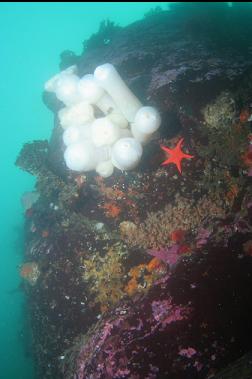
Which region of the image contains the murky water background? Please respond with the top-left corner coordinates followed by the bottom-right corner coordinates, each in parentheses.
top-left (0, 3), bottom-right (164, 378)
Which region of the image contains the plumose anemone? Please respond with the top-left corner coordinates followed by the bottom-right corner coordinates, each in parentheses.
top-left (45, 63), bottom-right (161, 177)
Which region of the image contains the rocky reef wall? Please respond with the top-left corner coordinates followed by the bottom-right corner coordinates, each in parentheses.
top-left (17, 3), bottom-right (252, 378)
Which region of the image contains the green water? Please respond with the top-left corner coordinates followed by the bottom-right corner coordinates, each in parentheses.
top-left (0, 2), bottom-right (165, 378)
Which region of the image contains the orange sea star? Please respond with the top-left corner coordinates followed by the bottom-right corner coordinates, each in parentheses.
top-left (160, 138), bottom-right (194, 174)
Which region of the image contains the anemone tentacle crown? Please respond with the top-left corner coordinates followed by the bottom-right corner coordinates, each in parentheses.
top-left (45, 63), bottom-right (161, 177)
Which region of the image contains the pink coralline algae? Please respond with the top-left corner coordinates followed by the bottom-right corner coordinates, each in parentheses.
top-left (62, 231), bottom-right (252, 379)
top-left (148, 244), bottom-right (183, 267)
top-left (179, 347), bottom-right (197, 358)
top-left (195, 228), bottom-right (211, 248)
top-left (152, 298), bottom-right (190, 327)
top-left (76, 314), bottom-right (127, 378)
top-left (72, 289), bottom-right (193, 379)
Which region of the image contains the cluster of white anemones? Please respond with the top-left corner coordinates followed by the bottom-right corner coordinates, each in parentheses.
top-left (44, 63), bottom-right (161, 178)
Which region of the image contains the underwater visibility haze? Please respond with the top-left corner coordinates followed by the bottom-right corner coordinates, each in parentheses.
top-left (0, 3), bottom-right (164, 378)
top-left (2, 2), bottom-right (252, 379)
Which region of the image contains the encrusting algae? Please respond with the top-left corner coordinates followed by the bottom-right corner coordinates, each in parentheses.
top-left (124, 257), bottom-right (167, 296)
top-left (81, 242), bottom-right (128, 312)
top-left (20, 262), bottom-right (40, 286)
top-left (120, 193), bottom-right (228, 250)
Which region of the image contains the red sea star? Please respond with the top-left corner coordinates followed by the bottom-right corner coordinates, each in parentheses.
top-left (160, 138), bottom-right (194, 174)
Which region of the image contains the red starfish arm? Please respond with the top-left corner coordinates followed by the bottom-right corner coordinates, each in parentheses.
top-left (160, 145), bottom-right (172, 154)
top-left (177, 138), bottom-right (184, 149)
top-left (177, 162), bottom-right (182, 174)
top-left (182, 153), bottom-right (194, 159)
top-left (161, 157), bottom-right (173, 166)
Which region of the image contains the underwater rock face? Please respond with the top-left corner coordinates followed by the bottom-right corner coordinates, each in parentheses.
top-left (63, 226), bottom-right (252, 379)
top-left (17, 3), bottom-right (252, 379)
top-left (45, 4), bottom-right (252, 121)
top-left (43, 3), bottom-right (252, 178)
